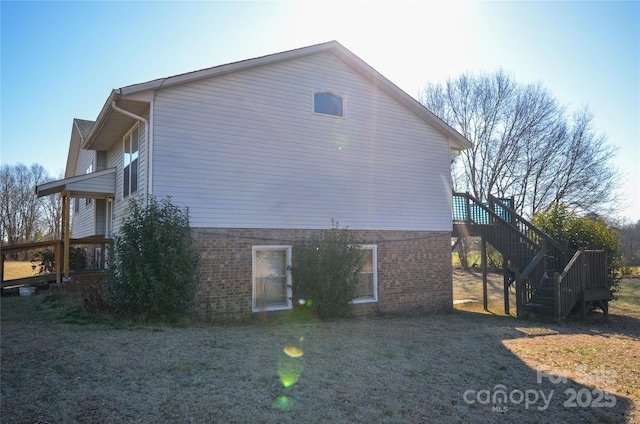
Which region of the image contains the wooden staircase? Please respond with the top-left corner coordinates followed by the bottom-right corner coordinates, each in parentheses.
top-left (452, 192), bottom-right (609, 321)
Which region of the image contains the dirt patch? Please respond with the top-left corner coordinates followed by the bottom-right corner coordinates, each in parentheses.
top-left (1, 292), bottom-right (638, 423)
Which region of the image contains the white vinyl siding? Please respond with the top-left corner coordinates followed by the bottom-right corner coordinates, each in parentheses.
top-left (95, 199), bottom-right (107, 236)
top-left (252, 246), bottom-right (292, 312)
top-left (151, 51), bottom-right (452, 231)
top-left (71, 149), bottom-right (96, 238)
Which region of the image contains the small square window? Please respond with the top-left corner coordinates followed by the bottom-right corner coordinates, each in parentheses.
top-left (314, 92), bottom-right (343, 117)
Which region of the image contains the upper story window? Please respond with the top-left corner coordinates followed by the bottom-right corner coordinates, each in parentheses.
top-left (314, 92), bottom-right (344, 117)
top-left (123, 125), bottom-right (139, 198)
top-left (85, 161), bottom-right (93, 205)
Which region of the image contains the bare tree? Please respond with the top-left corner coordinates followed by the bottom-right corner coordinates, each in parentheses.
top-left (41, 188), bottom-right (63, 240)
top-left (0, 163), bottom-right (49, 245)
top-left (614, 219), bottom-right (640, 267)
top-left (421, 70), bottom-right (620, 218)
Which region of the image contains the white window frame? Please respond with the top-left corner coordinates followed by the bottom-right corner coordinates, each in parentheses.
top-left (352, 245), bottom-right (378, 303)
top-left (122, 124), bottom-right (139, 198)
top-left (252, 246), bottom-right (292, 312)
top-left (313, 91), bottom-right (345, 118)
top-left (85, 161), bottom-right (93, 206)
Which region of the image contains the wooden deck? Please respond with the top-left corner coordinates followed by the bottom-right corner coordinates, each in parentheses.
top-left (1, 273), bottom-right (59, 290)
top-left (1, 236), bottom-right (112, 291)
top-left (452, 192), bottom-right (609, 321)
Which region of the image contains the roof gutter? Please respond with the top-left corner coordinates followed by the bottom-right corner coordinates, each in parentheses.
top-left (110, 100), bottom-right (152, 200)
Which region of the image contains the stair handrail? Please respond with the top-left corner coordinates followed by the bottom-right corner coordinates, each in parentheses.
top-left (487, 194), bottom-right (568, 275)
top-left (515, 249), bottom-right (548, 317)
top-left (554, 250), bottom-right (585, 319)
top-left (453, 193), bottom-right (538, 243)
top-left (454, 192), bottom-right (557, 317)
top-left (487, 194), bottom-right (565, 254)
top-left (452, 192), bottom-right (542, 261)
top-left (555, 250), bottom-right (609, 319)
top-left (517, 249), bottom-right (547, 284)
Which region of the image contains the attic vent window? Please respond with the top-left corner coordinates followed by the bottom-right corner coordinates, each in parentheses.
top-left (314, 92), bottom-right (344, 117)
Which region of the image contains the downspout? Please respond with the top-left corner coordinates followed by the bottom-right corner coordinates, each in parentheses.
top-left (110, 101), bottom-right (151, 202)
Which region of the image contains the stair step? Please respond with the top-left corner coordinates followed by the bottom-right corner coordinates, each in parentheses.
top-left (535, 287), bottom-right (555, 297)
top-left (524, 304), bottom-right (556, 321)
top-left (528, 297), bottom-right (554, 307)
top-left (525, 302), bottom-right (555, 312)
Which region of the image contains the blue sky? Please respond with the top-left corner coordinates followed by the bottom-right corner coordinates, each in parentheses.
top-left (1, 1), bottom-right (638, 221)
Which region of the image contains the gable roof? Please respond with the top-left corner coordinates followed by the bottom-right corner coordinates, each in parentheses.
top-left (65, 118), bottom-right (95, 178)
top-left (82, 41), bottom-right (471, 152)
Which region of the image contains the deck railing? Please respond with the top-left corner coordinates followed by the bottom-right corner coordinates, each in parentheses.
top-left (453, 193), bottom-right (541, 269)
top-left (486, 194), bottom-right (567, 273)
top-left (555, 250), bottom-right (607, 319)
top-left (452, 192), bottom-right (571, 317)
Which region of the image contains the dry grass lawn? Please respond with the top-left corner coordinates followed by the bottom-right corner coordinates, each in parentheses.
top-left (3, 260), bottom-right (38, 281)
top-left (1, 270), bottom-right (638, 423)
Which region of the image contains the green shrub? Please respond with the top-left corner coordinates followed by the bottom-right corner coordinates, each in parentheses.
top-left (106, 197), bottom-right (200, 321)
top-left (37, 247), bottom-right (87, 273)
top-left (533, 203), bottom-right (621, 293)
top-left (290, 222), bottom-right (364, 319)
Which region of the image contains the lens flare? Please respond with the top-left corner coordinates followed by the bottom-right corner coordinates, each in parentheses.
top-left (283, 346), bottom-right (304, 358)
top-left (298, 298), bottom-right (306, 305)
top-left (278, 354), bottom-right (304, 388)
top-left (273, 395), bottom-right (292, 411)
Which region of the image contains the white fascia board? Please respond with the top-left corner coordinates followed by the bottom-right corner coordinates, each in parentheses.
top-left (81, 90), bottom-right (119, 150)
top-left (118, 41), bottom-right (340, 96)
top-left (36, 168), bottom-right (116, 198)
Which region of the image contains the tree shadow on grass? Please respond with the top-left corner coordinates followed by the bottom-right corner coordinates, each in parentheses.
top-left (1, 295), bottom-right (636, 423)
top-left (445, 309), bottom-right (636, 423)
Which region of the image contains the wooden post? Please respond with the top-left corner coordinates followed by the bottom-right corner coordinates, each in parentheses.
top-left (62, 191), bottom-right (70, 277)
top-left (554, 272), bottom-right (561, 320)
top-left (55, 241), bottom-right (61, 285)
top-left (99, 243), bottom-right (105, 269)
top-left (515, 268), bottom-right (524, 319)
top-left (0, 251), bottom-right (4, 284)
top-left (503, 257), bottom-right (510, 315)
top-left (482, 237), bottom-right (488, 311)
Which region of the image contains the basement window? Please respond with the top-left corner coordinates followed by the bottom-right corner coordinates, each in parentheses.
top-left (252, 246), bottom-right (292, 312)
top-left (314, 92), bottom-right (344, 117)
top-left (352, 245), bottom-right (378, 303)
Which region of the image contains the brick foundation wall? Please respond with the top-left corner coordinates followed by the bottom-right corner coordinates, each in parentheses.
top-left (192, 228), bottom-right (452, 321)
